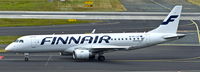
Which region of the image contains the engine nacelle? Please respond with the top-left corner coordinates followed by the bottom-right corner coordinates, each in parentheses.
top-left (73, 49), bottom-right (91, 59)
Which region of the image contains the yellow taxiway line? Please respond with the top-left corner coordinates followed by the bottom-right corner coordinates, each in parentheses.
top-left (0, 49), bottom-right (6, 53)
top-left (190, 20), bottom-right (200, 44)
top-left (113, 56), bottom-right (200, 63)
top-left (150, 0), bottom-right (171, 10)
top-left (159, 44), bottom-right (200, 46)
top-left (149, 1), bottom-right (200, 44)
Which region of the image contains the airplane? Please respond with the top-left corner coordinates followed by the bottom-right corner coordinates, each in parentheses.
top-left (5, 5), bottom-right (185, 62)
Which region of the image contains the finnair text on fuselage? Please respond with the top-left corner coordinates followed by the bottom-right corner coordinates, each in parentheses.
top-left (40, 35), bottom-right (146, 45)
top-left (41, 35), bottom-right (111, 45)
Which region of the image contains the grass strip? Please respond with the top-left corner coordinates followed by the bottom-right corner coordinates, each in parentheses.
top-left (0, 0), bottom-right (126, 11)
top-left (0, 0), bottom-right (59, 11)
top-left (0, 19), bottom-right (99, 27)
top-left (0, 36), bottom-right (21, 44)
top-left (66, 0), bottom-right (126, 11)
top-left (187, 0), bottom-right (200, 6)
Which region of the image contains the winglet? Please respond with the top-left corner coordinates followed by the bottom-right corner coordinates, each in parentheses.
top-left (91, 29), bottom-right (96, 34)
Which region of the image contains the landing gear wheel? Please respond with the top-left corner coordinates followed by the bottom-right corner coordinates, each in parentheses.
top-left (98, 56), bottom-right (105, 61)
top-left (24, 53), bottom-right (29, 62)
top-left (72, 52), bottom-right (78, 61)
top-left (25, 57), bottom-right (29, 62)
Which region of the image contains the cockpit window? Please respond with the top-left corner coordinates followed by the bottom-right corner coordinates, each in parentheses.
top-left (14, 40), bottom-right (18, 42)
top-left (14, 39), bottom-right (24, 43)
top-left (19, 40), bottom-right (24, 43)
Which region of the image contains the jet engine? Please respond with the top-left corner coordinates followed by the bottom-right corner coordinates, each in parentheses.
top-left (72, 49), bottom-right (92, 59)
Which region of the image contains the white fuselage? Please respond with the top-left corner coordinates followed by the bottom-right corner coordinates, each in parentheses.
top-left (4, 6), bottom-right (184, 61)
top-left (6, 33), bottom-right (172, 53)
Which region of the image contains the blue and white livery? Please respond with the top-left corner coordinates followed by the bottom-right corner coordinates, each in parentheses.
top-left (5, 6), bottom-right (185, 61)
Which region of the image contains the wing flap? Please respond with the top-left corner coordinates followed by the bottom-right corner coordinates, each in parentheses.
top-left (64, 44), bottom-right (130, 53)
top-left (89, 45), bottom-right (130, 52)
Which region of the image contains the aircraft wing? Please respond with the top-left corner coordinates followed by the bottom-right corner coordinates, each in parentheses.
top-left (87, 44), bottom-right (130, 53)
top-left (67, 44), bottom-right (130, 53)
top-left (90, 44), bottom-right (130, 50)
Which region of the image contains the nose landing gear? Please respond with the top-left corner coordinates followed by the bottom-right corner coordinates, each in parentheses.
top-left (24, 53), bottom-right (29, 62)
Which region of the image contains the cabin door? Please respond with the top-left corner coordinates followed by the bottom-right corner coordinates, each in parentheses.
top-left (31, 36), bottom-right (39, 48)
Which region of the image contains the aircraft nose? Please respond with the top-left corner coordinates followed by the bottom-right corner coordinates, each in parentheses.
top-left (5, 46), bottom-right (12, 52)
top-left (5, 44), bottom-right (15, 52)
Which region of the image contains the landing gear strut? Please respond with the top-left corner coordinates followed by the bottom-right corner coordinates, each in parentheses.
top-left (98, 56), bottom-right (105, 61)
top-left (24, 53), bottom-right (29, 62)
top-left (97, 53), bottom-right (105, 61)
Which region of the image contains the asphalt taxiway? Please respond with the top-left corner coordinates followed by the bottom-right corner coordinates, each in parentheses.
top-left (1, 46), bottom-right (200, 72)
top-left (0, 14), bottom-right (199, 72)
top-left (0, 0), bottom-right (200, 20)
top-left (1, 0), bottom-right (200, 71)
top-left (0, 19), bottom-right (199, 72)
top-left (0, 20), bottom-right (198, 44)
top-left (0, 20), bottom-right (197, 35)
top-left (121, 0), bottom-right (200, 12)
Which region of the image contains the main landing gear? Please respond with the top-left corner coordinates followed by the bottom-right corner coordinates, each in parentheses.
top-left (97, 53), bottom-right (105, 61)
top-left (24, 53), bottom-right (29, 62)
top-left (88, 55), bottom-right (105, 61)
top-left (98, 56), bottom-right (105, 61)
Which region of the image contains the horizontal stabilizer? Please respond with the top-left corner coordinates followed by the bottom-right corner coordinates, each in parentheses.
top-left (163, 34), bottom-right (186, 39)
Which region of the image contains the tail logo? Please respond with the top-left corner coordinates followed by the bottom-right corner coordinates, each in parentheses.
top-left (162, 15), bottom-right (178, 25)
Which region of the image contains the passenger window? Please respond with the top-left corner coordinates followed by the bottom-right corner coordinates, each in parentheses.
top-left (118, 38), bottom-right (120, 40)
